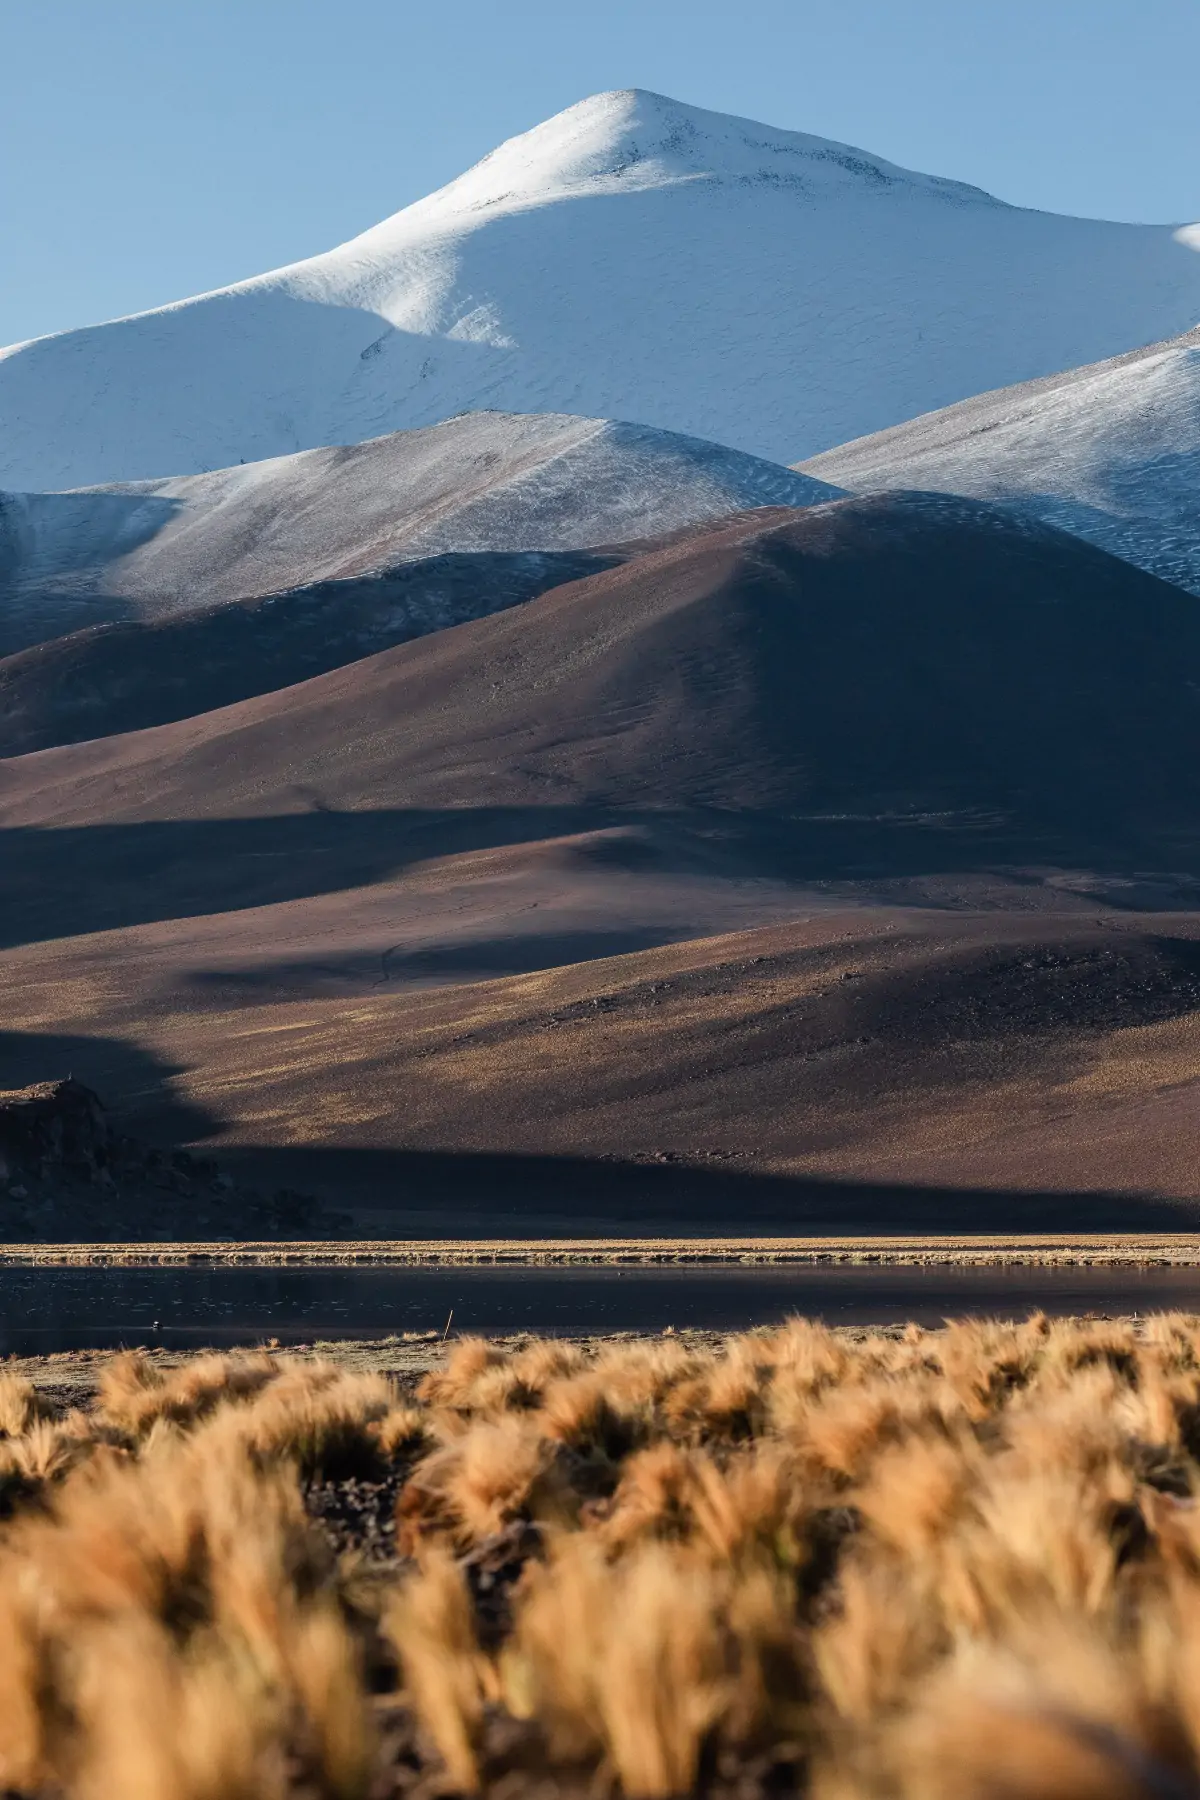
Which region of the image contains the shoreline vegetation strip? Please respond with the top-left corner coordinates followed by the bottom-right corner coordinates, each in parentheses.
top-left (3, 1236), bottom-right (1200, 1267)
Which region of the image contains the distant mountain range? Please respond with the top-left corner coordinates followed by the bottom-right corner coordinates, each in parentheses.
top-left (3, 88), bottom-right (1199, 488)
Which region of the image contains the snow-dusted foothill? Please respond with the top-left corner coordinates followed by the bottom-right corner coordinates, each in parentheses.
top-left (0, 410), bottom-right (838, 653)
top-left (3, 89), bottom-right (1200, 489)
top-left (799, 327), bottom-right (1200, 595)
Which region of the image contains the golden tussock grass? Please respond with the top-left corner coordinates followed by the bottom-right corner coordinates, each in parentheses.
top-left (9, 1319), bottom-right (1200, 1794)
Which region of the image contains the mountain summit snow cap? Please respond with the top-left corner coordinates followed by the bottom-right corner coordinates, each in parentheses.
top-left (419, 88), bottom-right (1004, 213)
top-left (8, 88), bottom-right (1200, 489)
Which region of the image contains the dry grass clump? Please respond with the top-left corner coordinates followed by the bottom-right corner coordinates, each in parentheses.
top-left (11, 1319), bottom-right (1200, 1795)
top-left (0, 1396), bottom-right (374, 1799)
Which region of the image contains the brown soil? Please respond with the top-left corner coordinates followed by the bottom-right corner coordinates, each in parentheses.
top-left (0, 549), bottom-right (612, 755)
top-left (7, 904), bottom-right (1200, 1235)
top-left (5, 496), bottom-right (1200, 1237)
top-left (6, 496), bottom-right (1200, 842)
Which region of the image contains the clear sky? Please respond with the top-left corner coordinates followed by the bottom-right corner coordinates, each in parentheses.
top-left (3, 0), bottom-right (1199, 348)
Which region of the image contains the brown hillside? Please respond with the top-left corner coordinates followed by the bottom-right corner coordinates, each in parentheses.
top-left (4, 495), bottom-right (1200, 856)
top-left (6, 495), bottom-right (1200, 1231)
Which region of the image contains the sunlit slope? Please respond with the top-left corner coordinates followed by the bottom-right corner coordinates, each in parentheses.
top-left (0, 410), bottom-right (835, 645)
top-left (800, 326), bottom-right (1200, 593)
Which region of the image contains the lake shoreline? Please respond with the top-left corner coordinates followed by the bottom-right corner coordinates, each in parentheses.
top-left (4, 1232), bottom-right (1200, 1267)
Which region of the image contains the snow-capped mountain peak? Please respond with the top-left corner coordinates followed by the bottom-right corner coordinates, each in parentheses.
top-left (3, 90), bottom-right (1200, 489)
top-left (277, 89), bottom-right (1003, 332)
top-left (382, 88), bottom-right (1000, 218)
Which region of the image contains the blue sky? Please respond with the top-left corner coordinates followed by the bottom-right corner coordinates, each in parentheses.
top-left (3, 0), bottom-right (1198, 347)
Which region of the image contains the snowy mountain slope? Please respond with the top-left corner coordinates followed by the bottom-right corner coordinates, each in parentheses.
top-left (3, 88), bottom-right (1200, 489)
top-left (798, 327), bottom-right (1200, 595)
top-left (0, 410), bottom-right (837, 653)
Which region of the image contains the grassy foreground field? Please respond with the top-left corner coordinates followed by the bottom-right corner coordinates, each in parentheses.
top-left (5, 1318), bottom-right (1200, 1797)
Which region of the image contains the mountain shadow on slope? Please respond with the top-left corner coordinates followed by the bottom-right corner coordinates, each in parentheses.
top-left (0, 549), bottom-right (615, 753)
top-left (102, 1143), bottom-right (1200, 1238)
top-left (11, 493), bottom-right (1199, 868)
top-left (7, 489), bottom-right (1200, 900)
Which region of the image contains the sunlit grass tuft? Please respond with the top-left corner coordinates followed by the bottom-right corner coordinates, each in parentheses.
top-left (5, 1317), bottom-right (1200, 1794)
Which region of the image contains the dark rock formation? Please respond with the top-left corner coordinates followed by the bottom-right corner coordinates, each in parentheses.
top-left (0, 1079), bottom-right (338, 1241)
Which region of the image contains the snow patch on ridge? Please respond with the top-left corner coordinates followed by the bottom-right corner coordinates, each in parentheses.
top-left (800, 327), bottom-right (1200, 594)
top-left (0, 409), bottom-right (840, 653)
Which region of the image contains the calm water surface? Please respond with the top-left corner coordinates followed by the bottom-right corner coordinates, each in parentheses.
top-left (3, 1262), bottom-right (1200, 1353)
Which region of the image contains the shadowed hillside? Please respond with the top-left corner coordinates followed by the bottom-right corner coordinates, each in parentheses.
top-left (5, 492), bottom-right (1200, 1226)
top-left (5, 494), bottom-right (1200, 860)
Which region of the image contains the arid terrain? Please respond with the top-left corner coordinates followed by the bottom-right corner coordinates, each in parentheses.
top-left (5, 494), bottom-right (1200, 1236)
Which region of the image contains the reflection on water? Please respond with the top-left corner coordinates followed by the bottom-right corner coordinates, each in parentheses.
top-left (2, 1262), bottom-right (1200, 1353)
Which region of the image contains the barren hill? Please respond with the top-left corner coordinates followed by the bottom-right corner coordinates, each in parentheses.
top-left (7, 492), bottom-right (1200, 1230)
top-left (0, 409), bottom-right (835, 754)
top-left (0, 410), bottom-right (835, 651)
top-left (5, 493), bottom-right (1198, 862)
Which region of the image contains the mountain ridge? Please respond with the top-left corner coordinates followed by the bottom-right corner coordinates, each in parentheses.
top-left (0, 410), bottom-right (835, 654)
top-left (799, 325), bottom-right (1200, 593)
top-left (6, 492), bottom-right (1199, 857)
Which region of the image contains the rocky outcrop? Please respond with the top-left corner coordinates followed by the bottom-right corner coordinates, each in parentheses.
top-left (0, 1079), bottom-right (338, 1241)
top-left (0, 1079), bottom-right (112, 1187)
